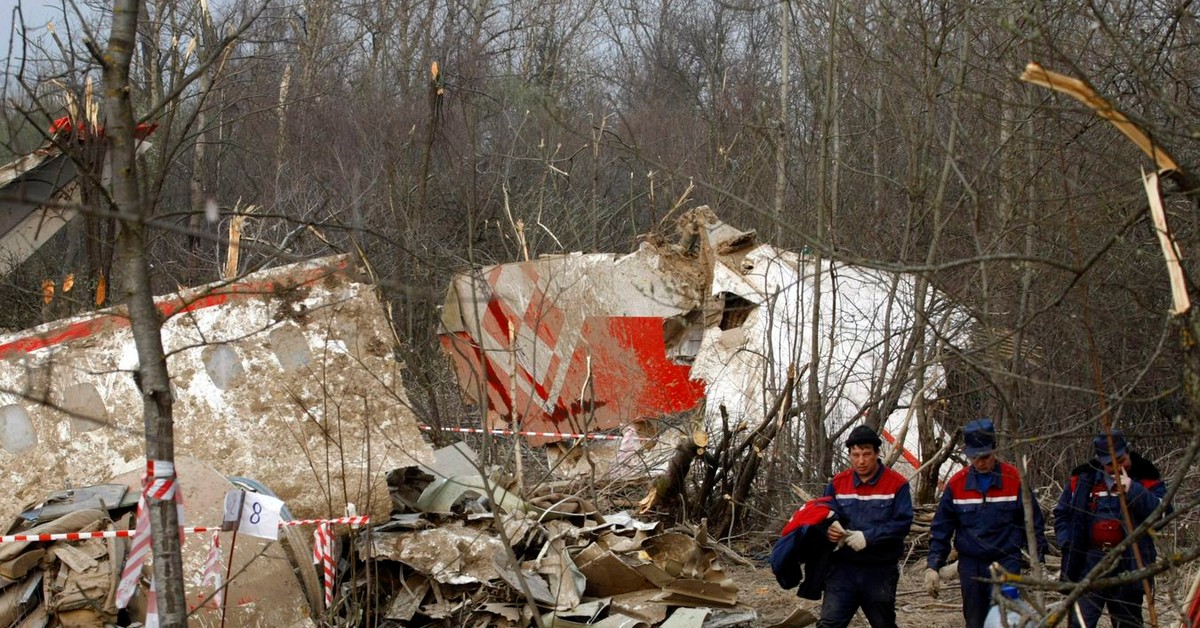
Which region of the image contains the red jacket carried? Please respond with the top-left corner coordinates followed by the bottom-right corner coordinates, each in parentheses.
top-left (770, 496), bottom-right (837, 599)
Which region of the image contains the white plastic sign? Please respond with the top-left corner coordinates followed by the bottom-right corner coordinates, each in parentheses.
top-left (222, 489), bottom-right (284, 540)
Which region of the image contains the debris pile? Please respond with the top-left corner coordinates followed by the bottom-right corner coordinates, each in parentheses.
top-left (343, 443), bottom-right (753, 627)
top-left (0, 457), bottom-right (317, 627)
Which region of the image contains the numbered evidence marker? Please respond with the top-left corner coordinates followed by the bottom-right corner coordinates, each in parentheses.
top-left (222, 490), bottom-right (284, 540)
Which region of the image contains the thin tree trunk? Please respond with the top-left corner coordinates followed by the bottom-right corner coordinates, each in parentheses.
top-left (806, 0), bottom-right (837, 481)
top-left (913, 16), bottom-right (968, 504)
top-left (772, 0), bottom-right (789, 243)
top-left (103, 0), bottom-right (186, 623)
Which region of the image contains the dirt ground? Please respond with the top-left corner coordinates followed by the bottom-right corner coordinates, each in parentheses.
top-left (726, 558), bottom-right (1191, 627)
top-left (729, 560), bottom-right (962, 627)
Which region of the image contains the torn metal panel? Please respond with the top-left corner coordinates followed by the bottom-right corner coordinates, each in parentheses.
top-left (383, 573), bottom-right (429, 622)
top-left (378, 522), bottom-right (506, 585)
top-left (420, 442), bottom-right (481, 479)
top-left (638, 529), bottom-right (738, 607)
top-left (0, 549), bottom-right (44, 580)
top-left (0, 150), bottom-right (79, 276)
top-left (19, 485), bottom-right (129, 522)
top-left (543, 606), bottom-right (651, 628)
top-left (764, 607), bottom-right (818, 628)
top-left (697, 607), bottom-right (759, 627)
top-left (492, 552), bottom-right (558, 607)
top-left (480, 602), bottom-right (524, 623)
top-left (439, 249), bottom-right (708, 445)
top-left (499, 511), bottom-right (539, 547)
top-left (659, 608), bottom-right (710, 627)
top-left (415, 475), bottom-right (528, 515)
top-left (534, 532), bottom-right (586, 611)
top-left (0, 256), bottom-right (433, 519)
top-left (0, 510), bottom-right (107, 564)
top-left (596, 512), bottom-right (659, 533)
top-left (440, 208), bottom-right (963, 469)
top-left (573, 543), bottom-right (653, 597)
top-left (609, 589), bottom-right (669, 625)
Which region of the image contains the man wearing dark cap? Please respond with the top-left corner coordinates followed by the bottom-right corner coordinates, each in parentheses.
top-left (925, 418), bottom-right (1048, 628)
top-left (816, 424), bottom-right (913, 628)
top-left (1054, 429), bottom-right (1167, 627)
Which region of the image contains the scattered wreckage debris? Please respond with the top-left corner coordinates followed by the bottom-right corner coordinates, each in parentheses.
top-left (0, 439), bottom-right (761, 627)
top-left (343, 442), bottom-right (756, 627)
top-left (0, 255), bottom-right (434, 521)
top-left (438, 209), bottom-right (966, 537)
top-left (0, 115), bottom-right (156, 280)
top-left (0, 456), bottom-right (316, 627)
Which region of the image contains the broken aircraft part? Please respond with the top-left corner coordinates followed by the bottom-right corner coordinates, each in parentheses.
top-left (0, 256), bottom-right (434, 520)
top-left (439, 208), bottom-right (962, 469)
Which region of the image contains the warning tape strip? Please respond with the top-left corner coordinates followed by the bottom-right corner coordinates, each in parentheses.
top-left (0, 517), bottom-right (369, 544)
top-left (281, 516), bottom-right (369, 527)
top-left (419, 424), bottom-right (653, 441)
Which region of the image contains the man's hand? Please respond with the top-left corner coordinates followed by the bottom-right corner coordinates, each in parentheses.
top-left (844, 530), bottom-right (867, 551)
top-left (1117, 471), bottom-right (1133, 491)
top-left (826, 520), bottom-right (846, 544)
top-left (924, 568), bottom-right (940, 598)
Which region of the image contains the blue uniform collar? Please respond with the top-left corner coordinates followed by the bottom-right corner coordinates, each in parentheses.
top-left (965, 465), bottom-right (1003, 493)
top-left (852, 461), bottom-right (885, 487)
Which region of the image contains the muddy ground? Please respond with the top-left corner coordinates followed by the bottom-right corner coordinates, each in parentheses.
top-left (731, 560), bottom-right (962, 627)
top-left (730, 558), bottom-right (1189, 627)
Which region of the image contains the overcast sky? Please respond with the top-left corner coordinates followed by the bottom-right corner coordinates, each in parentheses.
top-left (3, 2), bottom-right (95, 71)
top-left (3, 2), bottom-right (59, 48)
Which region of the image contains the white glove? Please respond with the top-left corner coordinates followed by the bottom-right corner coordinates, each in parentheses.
top-left (827, 520), bottom-right (846, 547)
top-left (844, 529), bottom-right (867, 551)
top-left (1117, 471), bottom-right (1132, 491)
top-left (924, 568), bottom-right (940, 598)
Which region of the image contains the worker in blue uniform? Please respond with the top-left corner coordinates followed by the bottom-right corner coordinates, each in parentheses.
top-left (925, 418), bottom-right (1048, 628)
top-left (816, 425), bottom-right (913, 628)
top-left (1054, 430), bottom-right (1167, 628)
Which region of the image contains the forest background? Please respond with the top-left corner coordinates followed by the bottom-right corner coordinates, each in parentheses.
top-left (3, 0), bottom-right (1200, 616)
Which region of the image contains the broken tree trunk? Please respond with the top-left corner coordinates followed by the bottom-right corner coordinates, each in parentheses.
top-left (642, 429), bottom-right (710, 524)
top-left (709, 365), bottom-right (798, 538)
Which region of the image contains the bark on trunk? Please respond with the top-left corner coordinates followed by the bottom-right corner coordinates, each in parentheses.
top-left (103, 0), bottom-right (186, 624)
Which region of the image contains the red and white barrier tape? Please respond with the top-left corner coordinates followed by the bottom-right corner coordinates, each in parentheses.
top-left (145, 575), bottom-right (160, 628)
top-left (0, 518), bottom-right (370, 544)
top-left (419, 424), bottom-right (650, 441)
top-left (201, 531), bottom-right (223, 610)
top-left (117, 460), bottom-right (183, 609)
top-left (1, 526), bottom-right (214, 544)
top-left (282, 516), bottom-right (369, 527)
top-left (313, 522), bottom-right (334, 608)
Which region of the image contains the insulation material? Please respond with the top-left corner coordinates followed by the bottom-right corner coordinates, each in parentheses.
top-left (0, 256), bottom-right (433, 519)
top-left (690, 239), bottom-right (962, 470)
